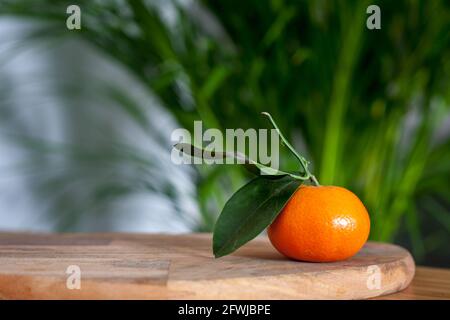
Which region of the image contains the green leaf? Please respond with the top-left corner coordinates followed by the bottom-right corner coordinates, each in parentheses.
top-left (174, 142), bottom-right (305, 179)
top-left (199, 66), bottom-right (230, 101)
top-left (213, 176), bottom-right (302, 258)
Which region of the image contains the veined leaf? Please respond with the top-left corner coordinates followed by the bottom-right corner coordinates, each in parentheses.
top-left (213, 176), bottom-right (302, 258)
top-left (174, 142), bottom-right (303, 179)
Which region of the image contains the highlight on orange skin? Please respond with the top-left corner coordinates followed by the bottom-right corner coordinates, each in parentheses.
top-left (268, 185), bottom-right (370, 262)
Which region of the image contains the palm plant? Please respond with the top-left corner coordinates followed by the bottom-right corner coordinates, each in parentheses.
top-left (0, 0), bottom-right (449, 265)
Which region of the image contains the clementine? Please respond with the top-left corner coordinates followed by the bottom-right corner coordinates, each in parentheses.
top-left (268, 185), bottom-right (370, 262)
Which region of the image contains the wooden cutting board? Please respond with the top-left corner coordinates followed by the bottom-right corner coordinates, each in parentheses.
top-left (0, 233), bottom-right (415, 299)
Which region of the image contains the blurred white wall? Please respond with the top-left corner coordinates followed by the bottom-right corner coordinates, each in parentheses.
top-left (0, 18), bottom-right (198, 233)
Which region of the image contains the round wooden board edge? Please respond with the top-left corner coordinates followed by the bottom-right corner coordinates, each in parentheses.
top-left (165, 248), bottom-right (415, 300)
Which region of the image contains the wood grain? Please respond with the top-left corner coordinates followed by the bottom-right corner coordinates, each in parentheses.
top-left (0, 232), bottom-right (417, 299)
top-left (374, 266), bottom-right (450, 300)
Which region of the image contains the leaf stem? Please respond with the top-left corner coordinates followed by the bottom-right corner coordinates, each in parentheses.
top-left (310, 175), bottom-right (320, 186)
top-left (262, 112), bottom-right (319, 186)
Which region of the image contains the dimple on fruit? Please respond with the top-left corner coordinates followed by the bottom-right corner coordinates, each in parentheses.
top-left (268, 185), bottom-right (370, 262)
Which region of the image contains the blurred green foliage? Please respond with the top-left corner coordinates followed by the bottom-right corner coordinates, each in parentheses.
top-left (0, 0), bottom-right (449, 265)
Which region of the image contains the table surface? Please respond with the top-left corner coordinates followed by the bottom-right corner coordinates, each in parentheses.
top-left (0, 232), bottom-right (448, 299)
top-left (375, 266), bottom-right (450, 300)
